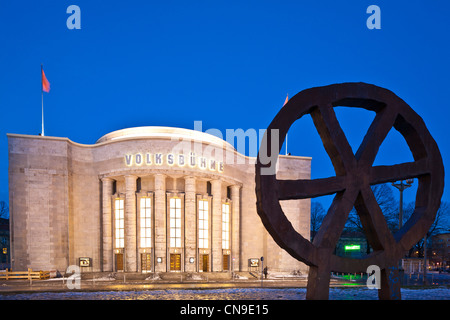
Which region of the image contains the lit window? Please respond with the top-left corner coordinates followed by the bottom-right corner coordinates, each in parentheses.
top-left (222, 203), bottom-right (230, 250)
top-left (169, 197), bottom-right (182, 247)
top-left (199, 199), bottom-right (209, 249)
top-left (114, 198), bottom-right (124, 248)
top-left (140, 197), bottom-right (152, 248)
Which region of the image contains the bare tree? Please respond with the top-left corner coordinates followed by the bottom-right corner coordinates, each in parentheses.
top-left (346, 184), bottom-right (398, 232)
top-left (403, 201), bottom-right (450, 258)
top-left (0, 201), bottom-right (8, 219)
top-left (371, 183), bottom-right (398, 229)
top-left (345, 184), bottom-right (398, 253)
top-left (310, 201), bottom-right (326, 242)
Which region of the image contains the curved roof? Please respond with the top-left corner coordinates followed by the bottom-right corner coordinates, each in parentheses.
top-left (96, 126), bottom-right (236, 150)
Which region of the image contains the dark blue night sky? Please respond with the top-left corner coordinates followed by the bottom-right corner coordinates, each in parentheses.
top-left (1, 1), bottom-right (449, 213)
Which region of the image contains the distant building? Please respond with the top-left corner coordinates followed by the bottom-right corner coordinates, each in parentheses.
top-left (429, 232), bottom-right (450, 270)
top-left (401, 258), bottom-right (427, 274)
top-left (8, 126), bottom-right (311, 275)
top-left (334, 231), bottom-right (369, 259)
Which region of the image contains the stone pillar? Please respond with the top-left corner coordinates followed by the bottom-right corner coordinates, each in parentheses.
top-left (102, 177), bottom-right (114, 272)
top-left (124, 175), bottom-right (137, 272)
top-left (154, 174), bottom-right (166, 272)
top-left (211, 179), bottom-right (222, 272)
top-left (184, 176), bottom-right (196, 272)
top-left (231, 185), bottom-right (240, 272)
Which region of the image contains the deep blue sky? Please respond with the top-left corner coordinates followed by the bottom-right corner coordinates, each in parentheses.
top-left (1, 1), bottom-right (449, 212)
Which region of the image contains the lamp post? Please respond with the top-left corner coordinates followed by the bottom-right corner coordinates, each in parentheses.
top-left (260, 256), bottom-right (264, 287)
top-left (392, 179), bottom-right (414, 230)
top-left (392, 179), bottom-right (414, 283)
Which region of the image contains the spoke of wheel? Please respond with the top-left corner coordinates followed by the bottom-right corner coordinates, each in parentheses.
top-left (355, 186), bottom-right (396, 251)
top-left (310, 105), bottom-right (356, 176)
top-left (355, 106), bottom-right (398, 166)
top-left (369, 158), bottom-right (430, 185)
top-left (312, 188), bottom-right (358, 249)
top-left (277, 176), bottom-right (346, 200)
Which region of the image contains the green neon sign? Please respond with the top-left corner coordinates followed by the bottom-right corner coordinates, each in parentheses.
top-left (344, 245), bottom-right (360, 251)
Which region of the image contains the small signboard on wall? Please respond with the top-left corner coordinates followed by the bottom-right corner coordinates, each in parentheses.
top-left (248, 258), bottom-right (259, 268)
top-left (79, 257), bottom-right (91, 267)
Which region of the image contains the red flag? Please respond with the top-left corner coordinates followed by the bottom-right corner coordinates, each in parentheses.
top-left (42, 67), bottom-right (50, 93)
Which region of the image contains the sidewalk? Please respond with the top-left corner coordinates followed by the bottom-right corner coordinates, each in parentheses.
top-left (0, 274), bottom-right (352, 294)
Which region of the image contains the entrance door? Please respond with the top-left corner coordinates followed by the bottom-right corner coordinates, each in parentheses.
top-left (141, 253), bottom-right (151, 272)
top-left (115, 253), bottom-right (124, 271)
top-left (201, 254), bottom-right (209, 272)
top-left (170, 254), bottom-right (181, 271)
top-left (223, 254), bottom-right (230, 271)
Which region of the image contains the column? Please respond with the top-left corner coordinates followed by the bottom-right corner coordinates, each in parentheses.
top-left (231, 185), bottom-right (240, 272)
top-left (211, 179), bottom-right (222, 272)
top-left (125, 175), bottom-right (137, 272)
top-left (102, 177), bottom-right (114, 272)
top-left (184, 176), bottom-right (196, 272)
top-left (154, 174), bottom-right (166, 272)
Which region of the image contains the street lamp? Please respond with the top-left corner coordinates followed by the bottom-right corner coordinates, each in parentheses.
top-left (392, 179), bottom-right (414, 283)
top-left (392, 179), bottom-right (414, 229)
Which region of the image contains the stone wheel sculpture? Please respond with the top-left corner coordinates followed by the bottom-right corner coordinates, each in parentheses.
top-left (255, 82), bottom-right (444, 300)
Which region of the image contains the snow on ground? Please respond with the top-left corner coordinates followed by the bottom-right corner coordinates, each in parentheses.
top-left (328, 287), bottom-right (450, 300)
top-left (145, 274), bottom-right (161, 281)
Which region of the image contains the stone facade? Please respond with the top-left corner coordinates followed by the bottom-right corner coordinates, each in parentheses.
top-left (8, 126), bottom-right (311, 274)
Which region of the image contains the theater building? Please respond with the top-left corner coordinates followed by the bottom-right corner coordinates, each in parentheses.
top-left (7, 126), bottom-right (311, 275)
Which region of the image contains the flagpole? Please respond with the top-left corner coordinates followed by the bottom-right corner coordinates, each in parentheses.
top-left (283, 93), bottom-right (288, 155)
top-left (286, 133), bottom-right (288, 155)
top-left (41, 64), bottom-right (45, 136)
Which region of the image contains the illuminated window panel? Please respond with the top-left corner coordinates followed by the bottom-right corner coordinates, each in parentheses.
top-left (198, 199), bottom-right (209, 249)
top-left (169, 197), bottom-right (182, 248)
top-left (222, 203), bottom-right (230, 250)
top-left (114, 198), bottom-right (124, 248)
top-left (140, 197), bottom-right (152, 248)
